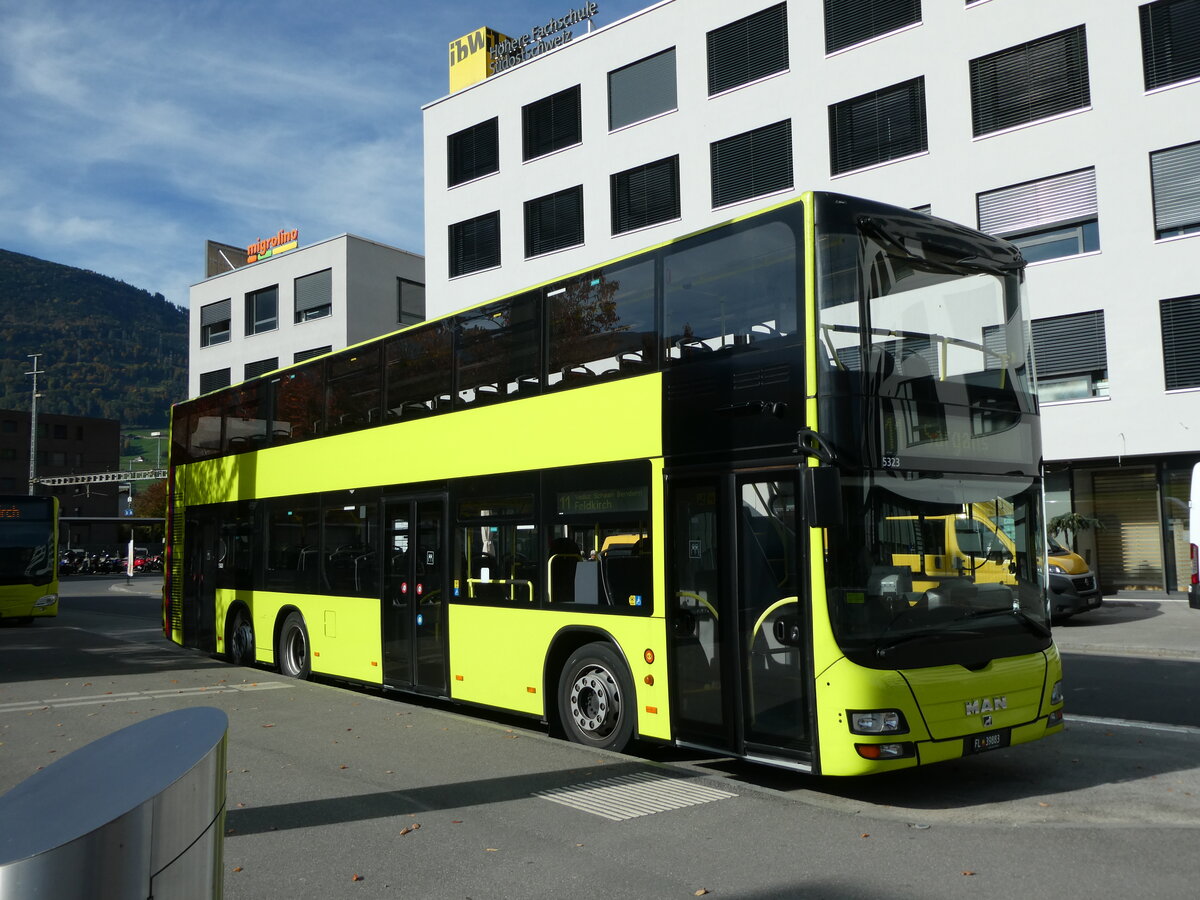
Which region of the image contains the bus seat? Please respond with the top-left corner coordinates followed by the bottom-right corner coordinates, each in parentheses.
top-left (548, 538), bottom-right (583, 603)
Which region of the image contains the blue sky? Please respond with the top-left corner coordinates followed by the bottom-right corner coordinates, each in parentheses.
top-left (0, 0), bottom-right (649, 308)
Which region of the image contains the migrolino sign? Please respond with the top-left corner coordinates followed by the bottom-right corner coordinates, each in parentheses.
top-left (247, 229), bottom-right (298, 263)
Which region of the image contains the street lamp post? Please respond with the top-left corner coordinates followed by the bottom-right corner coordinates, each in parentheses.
top-left (26, 353), bottom-right (43, 496)
top-left (150, 432), bottom-right (163, 468)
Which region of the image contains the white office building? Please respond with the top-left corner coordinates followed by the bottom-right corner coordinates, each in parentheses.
top-left (421, 0), bottom-right (1200, 593)
top-left (188, 234), bottom-right (425, 398)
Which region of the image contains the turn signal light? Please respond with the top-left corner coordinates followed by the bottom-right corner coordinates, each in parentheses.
top-left (855, 742), bottom-right (914, 760)
top-left (644, 648), bottom-right (655, 664)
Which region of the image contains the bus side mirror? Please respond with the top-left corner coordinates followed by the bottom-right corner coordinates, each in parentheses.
top-left (803, 466), bottom-right (843, 528)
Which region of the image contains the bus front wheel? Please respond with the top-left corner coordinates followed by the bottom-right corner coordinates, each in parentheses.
top-left (227, 609), bottom-right (255, 667)
top-left (557, 642), bottom-right (634, 752)
top-left (277, 612), bottom-right (311, 680)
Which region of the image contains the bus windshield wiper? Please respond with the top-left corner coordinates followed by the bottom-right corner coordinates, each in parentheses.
top-left (957, 606), bottom-right (1051, 638)
top-left (875, 628), bottom-right (983, 658)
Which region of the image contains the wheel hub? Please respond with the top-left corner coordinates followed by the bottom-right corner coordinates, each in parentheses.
top-left (570, 665), bottom-right (620, 736)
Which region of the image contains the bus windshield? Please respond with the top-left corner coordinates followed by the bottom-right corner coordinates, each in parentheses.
top-left (823, 473), bottom-right (1050, 670)
top-left (0, 499), bottom-right (56, 586)
top-left (815, 194), bottom-right (1038, 475)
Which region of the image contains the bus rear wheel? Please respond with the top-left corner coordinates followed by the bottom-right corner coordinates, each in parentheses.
top-left (277, 611), bottom-right (311, 680)
top-left (557, 642), bottom-right (635, 752)
top-left (227, 609), bottom-right (255, 667)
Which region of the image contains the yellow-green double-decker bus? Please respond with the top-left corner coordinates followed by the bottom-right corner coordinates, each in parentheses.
top-left (165, 192), bottom-right (1063, 775)
top-left (0, 495), bottom-right (59, 623)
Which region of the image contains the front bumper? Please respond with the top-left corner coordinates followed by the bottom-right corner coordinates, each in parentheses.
top-left (1048, 572), bottom-right (1102, 618)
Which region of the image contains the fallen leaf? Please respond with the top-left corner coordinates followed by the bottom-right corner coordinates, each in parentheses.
top-left (352, 874), bottom-right (364, 882)
top-left (340, 764), bottom-right (349, 770)
top-left (399, 823), bottom-right (421, 836)
top-left (486, 848), bottom-right (499, 852)
top-left (262, 723), bottom-right (275, 728)
top-left (962, 871), bottom-right (976, 877)
top-left (860, 833), bottom-right (869, 839)
top-left (694, 891), bottom-right (709, 897)
top-left (233, 867), bottom-right (243, 873)
top-left (1037, 802), bottom-right (1050, 808)
top-left (237, 802), bottom-right (246, 808)
top-left (451, 820), bottom-right (463, 824)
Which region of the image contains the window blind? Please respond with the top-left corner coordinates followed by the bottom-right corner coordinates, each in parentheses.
top-left (609, 49), bottom-right (677, 130)
top-left (449, 211), bottom-right (501, 277)
top-left (524, 186), bottom-right (584, 258)
top-left (969, 26), bottom-right (1090, 136)
top-left (200, 299), bottom-right (230, 327)
top-left (611, 156), bottom-right (680, 234)
top-left (1031, 310), bottom-right (1107, 378)
top-left (448, 118), bottom-right (499, 186)
top-left (294, 269), bottom-right (332, 314)
top-left (522, 86), bottom-right (581, 161)
top-left (1151, 140), bottom-right (1200, 234)
top-left (707, 4), bottom-right (788, 95)
top-left (825, 0), bottom-right (921, 54)
top-left (711, 120), bottom-right (793, 208)
top-left (829, 77), bottom-right (927, 175)
top-left (977, 168), bottom-right (1097, 235)
top-left (1141, 0), bottom-right (1200, 91)
top-left (1161, 294), bottom-right (1200, 390)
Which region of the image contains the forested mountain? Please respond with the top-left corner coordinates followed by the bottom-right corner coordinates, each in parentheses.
top-left (0, 248), bottom-right (187, 426)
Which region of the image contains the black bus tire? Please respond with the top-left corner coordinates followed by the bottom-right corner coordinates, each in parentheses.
top-left (557, 642), bottom-right (635, 752)
top-left (227, 608), bottom-right (255, 667)
top-left (277, 611), bottom-right (311, 680)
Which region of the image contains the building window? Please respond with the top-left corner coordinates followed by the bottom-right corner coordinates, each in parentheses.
top-left (608, 48), bottom-right (677, 130)
top-left (977, 168), bottom-right (1099, 263)
top-left (245, 286), bottom-right (278, 335)
top-left (711, 120), bottom-right (793, 208)
top-left (200, 299), bottom-right (231, 347)
top-left (525, 186), bottom-right (584, 258)
top-left (522, 86), bottom-right (581, 161)
top-left (399, 278), bottom-right (425, 326)
top-left (969, 26), bottom-right (1091, 137)
top-left (707, 4), bottom-right (789, 96)
top-left (828, 77), bottom-right (927, 175)
top-left (611, 156), bottom-right (680, 234)
top-left (1141, 0), bottom-right (1200, 91)
top-left (294, 269), bottom-right (332, 323)
top-left (825, 0), bottom-right (921, 54)
top-left (1031, 311), bottom-right (1108, 402)
top-left (200, 368), bottom-right (232, 394)
top-left (294, 346), bottom-right (332, 364)
top-left (448, 117), bottom-right (499, 187)
top-left (1160, 294), bottom-right (1200, 389)
top-left (1151, 140), bottom-right (1200, 238)
top-left (245, 357), bottom-right (279, 380)
top-left (449, 211), bottom-right (501, 277)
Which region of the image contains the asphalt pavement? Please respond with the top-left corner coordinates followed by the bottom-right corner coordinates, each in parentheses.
top-left (1, 579), bottom-right (1199, 899)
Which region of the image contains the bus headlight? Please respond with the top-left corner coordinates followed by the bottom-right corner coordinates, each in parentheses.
top-left (34, 594), bottom-right (58, 608)
top-left (849, 709), bottom-right (908, 735)
top-left (1050, 680), bottom-right (1064, 706)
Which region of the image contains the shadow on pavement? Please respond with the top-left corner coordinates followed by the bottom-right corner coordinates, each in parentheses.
top-left (0, 622), bottom-right (223, 683)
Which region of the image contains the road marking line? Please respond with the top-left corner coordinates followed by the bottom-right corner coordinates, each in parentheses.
top-left (1067, 714), bottom-right (1200, 736)
top-left (0, 681), bottom-right (294, 714)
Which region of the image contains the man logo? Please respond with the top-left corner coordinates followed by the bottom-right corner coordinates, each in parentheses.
top-left (964, 696), bottom-right (1007, 716)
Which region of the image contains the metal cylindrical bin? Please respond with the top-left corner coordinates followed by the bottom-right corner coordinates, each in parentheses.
top-left (0, 707), bottom-right (228, 899)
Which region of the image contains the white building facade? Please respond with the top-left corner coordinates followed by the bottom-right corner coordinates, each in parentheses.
top-left (188, 234), bottom-right (424, 398)
top-left (421, 0), bottom-right (1200, 593)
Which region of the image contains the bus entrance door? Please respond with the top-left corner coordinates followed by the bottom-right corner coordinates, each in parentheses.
top-left (668, 472), bottom-right (812, 764)
top-left (182, 509), bottom-right (218, 653)
top-left (382, 495), bottom-right (448, 695)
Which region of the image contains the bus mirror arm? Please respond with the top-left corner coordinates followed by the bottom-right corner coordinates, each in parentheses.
top-left (796, 429), bottom-right (836, 465)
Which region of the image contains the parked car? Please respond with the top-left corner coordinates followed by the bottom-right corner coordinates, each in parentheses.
top-left (1047, 538), bottom-right (1103, 622)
